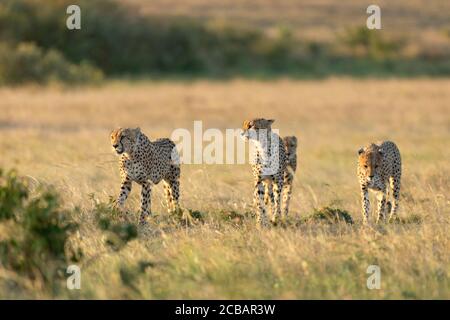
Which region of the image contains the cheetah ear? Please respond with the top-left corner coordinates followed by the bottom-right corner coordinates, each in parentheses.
top-left (110, 127), bottom-right (121, 136)
top-left (267, 119), bottom-right (275, 125)
top-left (358, 147), bottom-right (364, 155)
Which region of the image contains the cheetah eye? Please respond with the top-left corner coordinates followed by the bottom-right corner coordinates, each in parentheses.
top-left (364, 165), bottom-right (368, 169)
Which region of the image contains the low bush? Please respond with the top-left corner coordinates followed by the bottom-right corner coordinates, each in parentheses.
top-left (0, 169), bottom-right (81, 293)
top-left (0, 42), bottom-right (103, 85)
top-left (91, 197), bottom-right (138, 251)
top-left (339, 27), bottom-right (405, 60)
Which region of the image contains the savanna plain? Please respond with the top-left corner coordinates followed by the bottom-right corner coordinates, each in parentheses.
top-left (0, 78), bottom-right (448, 299)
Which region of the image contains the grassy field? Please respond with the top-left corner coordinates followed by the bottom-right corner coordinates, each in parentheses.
top-left (0, 78), bottom-right (449, 299)
top-left (127, 0), bottom-right (449, 31)
top-left (126, 0), bottom-right (450, 41)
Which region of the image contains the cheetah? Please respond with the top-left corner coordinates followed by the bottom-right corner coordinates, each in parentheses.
top-left (357, 141), bottom-right (401, 223)
top-left (110, 127), bottom-right (180, 225)
top-left (241, 118), bottom-right (288, 227)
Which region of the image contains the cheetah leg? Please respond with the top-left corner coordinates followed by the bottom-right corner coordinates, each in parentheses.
top-left (163, 180), bottom-right (174, 214)
top-left (386, 201), bottom-right (392, 218)
top-left (375, 191), bottom-right (387, 223)
top-left (388, 176), bottom-right (401, 222)
top-left (384, 184), bottom-right (392, 221)
top-left (282, 178), bottom-right (292, 219)
top-left (253, 180), bottom-right (268, 227)
top-left (263, 180), bottom-right (274, 220)
top-left (139, 181), bottom-right (152, 225)
top-left (169, 178), bottom-right (181, 214)
top-left (360, 186), bottom-right (370, 223)
top-left (271, 176), bottom-right (283, 224)
top-left (116, 176), bottom-right (132, 211)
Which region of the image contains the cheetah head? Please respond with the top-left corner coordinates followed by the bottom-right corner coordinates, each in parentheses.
top-left (110, 127), bottom-right (141, 155)
top-left (283, 136), bottom-right (298, 154)
top-left (358, 143), bottom-right (383, 183)
top-left (241, 118), bottom-right (275, 141)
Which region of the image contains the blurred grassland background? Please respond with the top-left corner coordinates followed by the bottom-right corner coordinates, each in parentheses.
top-left (0, 0), bottom-right (449, 299)
top-left (0, 0), bottom-right (449, 84)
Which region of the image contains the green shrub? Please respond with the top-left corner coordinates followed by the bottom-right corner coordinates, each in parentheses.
top-left (185, 209), bottom-right (206, 222)
top-left (340, 27), bottom-right (405, 60)
top-left (0, 42), bottom-right (103, 85)
top-left (0, 0), bottom-right (299, 76)
top-left (0, 169), bottom-right (28, 220)
top-left (0, 169), bottom-right (81, 293)
top-left (91, 197), bottom-right (137, 251)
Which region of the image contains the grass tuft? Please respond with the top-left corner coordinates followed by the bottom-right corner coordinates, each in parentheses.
top-left (305, 206), bottom-right (354, 224)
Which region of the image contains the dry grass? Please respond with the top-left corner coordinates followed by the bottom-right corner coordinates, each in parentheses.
top-left (125, 0), bottom-right (450, 42)
top-left (0, 78), bottom-right (449, 298)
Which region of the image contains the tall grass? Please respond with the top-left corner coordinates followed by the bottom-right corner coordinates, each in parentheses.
top-left (0, 79), bottom-right (448, 298)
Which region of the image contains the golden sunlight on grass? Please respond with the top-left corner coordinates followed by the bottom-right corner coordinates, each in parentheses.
top-left (0, 78), bottom-right (448, 298)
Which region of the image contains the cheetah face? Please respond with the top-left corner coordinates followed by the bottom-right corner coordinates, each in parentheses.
top-left (283, 136), bottom-right (298, 154)
top-left (110, 127), bottom-right (140, 155)
top-left (358, 144), bottom-right (383, 185)
top-left (241, 118), bottom-right (275, 141)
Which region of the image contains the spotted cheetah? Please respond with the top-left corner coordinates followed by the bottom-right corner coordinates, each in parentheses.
top-left (110, 127), bottom-right (180, 225)
top-left (357, 141), bottom-right (401, 223)
top-left (241, 118), bottom-right (287, 226)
